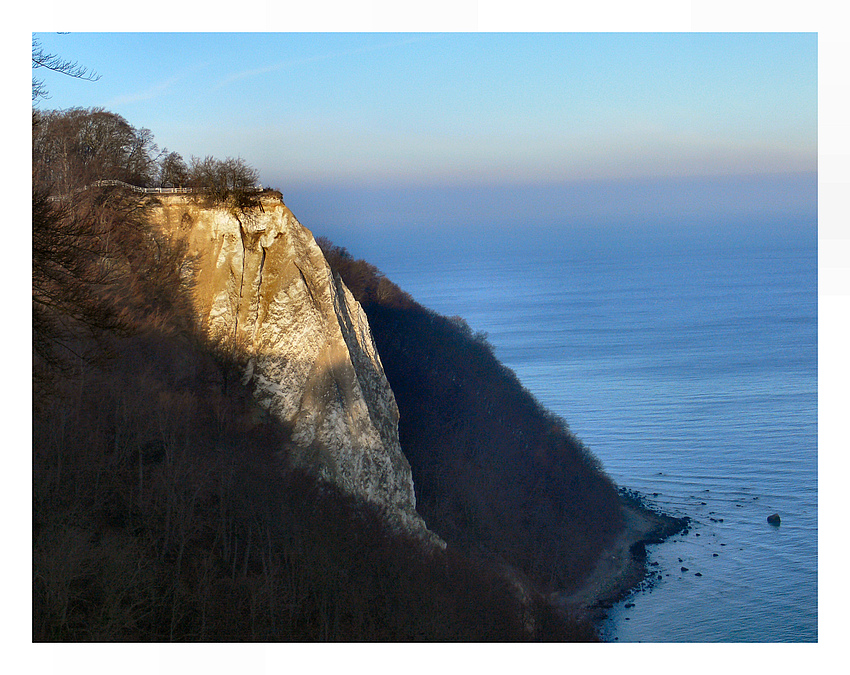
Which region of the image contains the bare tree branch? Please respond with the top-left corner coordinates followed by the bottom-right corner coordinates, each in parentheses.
top-left (32, 36), bottom-right (100, 101)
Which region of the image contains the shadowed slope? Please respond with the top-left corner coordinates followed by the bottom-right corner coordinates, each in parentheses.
top-left (318, 239), bottom-right (624, 593)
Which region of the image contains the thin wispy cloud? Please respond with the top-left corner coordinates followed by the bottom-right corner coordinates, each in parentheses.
top-left (107, 74), bottom-right (185, 106)
top-left (211, 34), bottom-right (436, 92)
top-left (106, 60), bottom-right (214, 107)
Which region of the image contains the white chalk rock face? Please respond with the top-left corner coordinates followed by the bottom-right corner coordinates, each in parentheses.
top-left (150, 193), bottom-right (436, 541)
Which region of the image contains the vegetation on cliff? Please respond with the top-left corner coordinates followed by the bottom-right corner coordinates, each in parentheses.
top-left (317, 240), bottom-right (624, 593)
top-left (32, 106), bottom-right (602, 641)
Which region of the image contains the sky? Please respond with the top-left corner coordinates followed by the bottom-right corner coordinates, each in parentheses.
top-left (33, 31), bottom-right (817, 186)
top-left (31, 29), bottom-right (818, 244)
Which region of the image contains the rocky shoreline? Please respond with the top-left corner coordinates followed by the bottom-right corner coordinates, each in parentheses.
top-left (552, 489), bottom-right (689, 625)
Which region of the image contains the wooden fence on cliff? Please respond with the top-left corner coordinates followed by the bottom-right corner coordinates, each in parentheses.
top-left (47, 179), bottom-right (264, 202)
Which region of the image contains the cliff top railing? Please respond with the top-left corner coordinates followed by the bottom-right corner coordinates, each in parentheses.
top-left (47, 179), bottom-right (265, 201)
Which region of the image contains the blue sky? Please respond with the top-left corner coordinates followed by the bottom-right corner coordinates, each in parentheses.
top-left (31, 29), bottom-right (818, 247)
top-left (33, 32), bottom-right (816, 188)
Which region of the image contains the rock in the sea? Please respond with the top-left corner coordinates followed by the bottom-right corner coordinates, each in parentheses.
top-left (629, 540), bottom-right (647, 560)
top-left (767, 513), bottom-right (781, 525)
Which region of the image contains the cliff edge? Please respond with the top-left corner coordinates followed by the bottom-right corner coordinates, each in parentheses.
top-left (149, 193), bottom-right (437, 542)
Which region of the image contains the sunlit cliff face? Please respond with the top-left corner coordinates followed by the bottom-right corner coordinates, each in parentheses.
top-left (149, 194), bottom-right (440, 544)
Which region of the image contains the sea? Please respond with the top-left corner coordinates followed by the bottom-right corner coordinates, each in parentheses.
top-left (321, 220), bottom-right (818, 643)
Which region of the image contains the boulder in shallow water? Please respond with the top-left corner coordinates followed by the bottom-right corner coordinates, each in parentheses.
top-left (767, 513), bottom-right (781, 525)
top-left (629, 540), bottom-right (647, 560)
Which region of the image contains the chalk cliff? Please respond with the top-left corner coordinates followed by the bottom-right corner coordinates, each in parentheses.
top-left (149, 192), bottom-right (435, 541)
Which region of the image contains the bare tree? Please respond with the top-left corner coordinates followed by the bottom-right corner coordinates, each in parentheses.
top-left (158, 151), bottom-right (189, 188)
top-left (32, 36), bottom-right (100, 102)
top-left (33, 108), bottom-right (160, 193)
top-left (188, 155), bottom-right (261, 210)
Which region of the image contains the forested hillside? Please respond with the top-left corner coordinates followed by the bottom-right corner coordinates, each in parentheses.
top-left (317, 241), bottom-right (625, 592)
top-left (32, 106), bottom-right (600, 641)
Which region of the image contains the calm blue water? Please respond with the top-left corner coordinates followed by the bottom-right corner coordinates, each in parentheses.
top-left (331, 226), bottom-right (818, 642)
